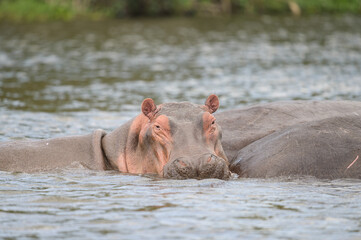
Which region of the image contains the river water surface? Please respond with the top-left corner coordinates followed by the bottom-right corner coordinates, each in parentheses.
top-left (0, 16), bottom-right (361, 239)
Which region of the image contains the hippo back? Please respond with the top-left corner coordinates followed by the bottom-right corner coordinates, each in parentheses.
top-left (0, 130), bottom-right (107, 172)
top-left (216, 100), bottom-right (361, 162)
top-left (230, 115), bottom-right (361, 179)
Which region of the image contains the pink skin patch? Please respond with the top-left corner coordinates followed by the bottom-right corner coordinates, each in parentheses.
top-left (178, 160), bottom-right (187, 167)
top-left (346, 155), bottom-right (359, 170)
top-left (202, 112), bottom-right (217, 143)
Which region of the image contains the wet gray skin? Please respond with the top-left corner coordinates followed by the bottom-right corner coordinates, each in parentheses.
top-left (154, 102), bottom-right (230, 179)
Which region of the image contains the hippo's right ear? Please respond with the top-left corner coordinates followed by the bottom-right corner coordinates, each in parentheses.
top-left (141, 98), bottom-right (157, 119)
top-left (205, 94), bottom-right (219, 113)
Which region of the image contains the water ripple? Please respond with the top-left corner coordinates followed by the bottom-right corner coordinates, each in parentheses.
top-left (1, 16), bottom-right (361, 239)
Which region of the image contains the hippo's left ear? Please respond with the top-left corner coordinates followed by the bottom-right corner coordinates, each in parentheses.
top-left (205, 94), bottom-right (219, 113)
top-left (142, 98), bottom-right (157, 119)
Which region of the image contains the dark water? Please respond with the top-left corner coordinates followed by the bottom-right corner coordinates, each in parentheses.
top-left (1, 16), bottom-right (361, 239)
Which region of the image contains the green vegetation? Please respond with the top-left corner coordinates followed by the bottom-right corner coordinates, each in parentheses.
top-left (0, 0), bottom-right (74, 22)
top-left (0, 0), bottom-right (105, 22)
top-left (0, 0), bottom-right (360, 22)
top-left (235, 0), bottom-right (361, 15)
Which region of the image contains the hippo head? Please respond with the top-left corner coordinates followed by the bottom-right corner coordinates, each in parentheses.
top-left (105, 95), bottom-right (230, 180)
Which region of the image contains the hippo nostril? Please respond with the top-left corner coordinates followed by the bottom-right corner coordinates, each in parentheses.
top-left (178, 160), bottom-right (187, 167)
top-left (163, 155), bottom-right (230, 180)
top-left (207, 154), bottom-right (217, 163)
top-left (199, 155), bottom-right (230, 180)
top-left (163, 158), bottom-right (198, 179)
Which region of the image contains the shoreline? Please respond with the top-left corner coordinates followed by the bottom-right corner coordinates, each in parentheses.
top-left (0, 0), bottom-right (360, 23)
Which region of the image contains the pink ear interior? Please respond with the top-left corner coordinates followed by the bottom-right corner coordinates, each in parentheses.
top-left (141, 98), bottom-right (157, 119)
top-left (205, 94), bottom-right (219, 113)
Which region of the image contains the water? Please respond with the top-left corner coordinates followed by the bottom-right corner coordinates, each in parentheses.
top-left (1, 16), bottom-right (361, 239)
top-left (1, 172), bottom-right (360, 239)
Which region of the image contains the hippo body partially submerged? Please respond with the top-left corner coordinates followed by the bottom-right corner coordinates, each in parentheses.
top-left (0, 97), bottom-right (360, 179)
top-left (216, 101), bottom-right (361, 179)
top-left (0, 95), bottom-right (230, 179)
top-left (0, 130), bottom-right (108, 172)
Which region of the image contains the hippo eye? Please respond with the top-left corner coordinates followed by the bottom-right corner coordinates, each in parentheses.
top-left (211, 120), bottom-right (216, 125)
top-left (155, 124), bottom-right (161, 130)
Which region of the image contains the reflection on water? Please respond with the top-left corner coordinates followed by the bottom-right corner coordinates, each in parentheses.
top-left (1, 15), bottom-right (361, 239)
top-left (0, 16), bottom-right (361, 113)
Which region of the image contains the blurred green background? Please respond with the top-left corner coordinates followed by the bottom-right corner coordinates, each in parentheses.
top-left (0, 0), bottom-right (360, 22)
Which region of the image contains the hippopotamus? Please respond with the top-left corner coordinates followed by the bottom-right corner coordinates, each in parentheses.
top-left (0, 95), bottom-right (360, 179)
top-left (216, 101), bottom-right (361, 179)
top-left (0, 95), bottom-right (230, 179)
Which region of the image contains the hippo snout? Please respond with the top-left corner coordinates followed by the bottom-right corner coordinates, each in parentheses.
top-left (163, 154), bottom-right (230, 180)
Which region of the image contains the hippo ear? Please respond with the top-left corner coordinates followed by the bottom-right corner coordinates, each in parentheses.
top-left (205, 94), bottom-right (219, 113)
top-left (141, 98), bottom-right (157, 119)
